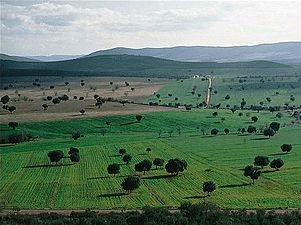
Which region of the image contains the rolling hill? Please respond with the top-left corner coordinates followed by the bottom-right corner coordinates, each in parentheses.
top-left (0, 54), bottom-right (293, 78)
top-left (0, 53), bottom-right (39, 62)
top-left (85, 42), bottom-right (301, 65)
top-left (27, 54), bottom-right (84, 62)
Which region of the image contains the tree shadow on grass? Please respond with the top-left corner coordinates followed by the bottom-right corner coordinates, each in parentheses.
top-left (120, 121), bottom-right (139, 126)
top-left (183, 195), bottom-right (206, 199)
top-left (88, 175), bottom-right (128, 180)
top-left (95, 126), bottom-right (107, 129)
top-left (23, 163), bottom-right (74, 168)
top-left (201, 135), bottom-right (215, 138)
top-left (219, 183), bottom-right (251, 188)
top-left (142, 174), bottom-right (174, 180)
top-left (269, 152), bottom-right (288, 156)
top-left (97, 193), bottom-right (127, 198)
top-left (251, 137), bottom-right (269, 141)
top-left (261, 170), bottom-right (277, 174)
top-left (0, 144), bottom-right (16, 148)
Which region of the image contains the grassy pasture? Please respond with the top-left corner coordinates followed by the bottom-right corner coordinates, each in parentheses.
top-left (147, 76), bottom-right (301, 108)
top-left (1, 110), bottom-right (300, 209)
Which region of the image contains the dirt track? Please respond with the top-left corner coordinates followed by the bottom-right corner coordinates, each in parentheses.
top-left (205, 77), bottom-right (212, 107)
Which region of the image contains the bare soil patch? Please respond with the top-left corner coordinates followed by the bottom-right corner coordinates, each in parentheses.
top-left (0, 77), bottom-right (173, 123)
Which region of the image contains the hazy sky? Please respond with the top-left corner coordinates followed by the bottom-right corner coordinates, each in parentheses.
top-left (1, 0), bottom-right (301, 56)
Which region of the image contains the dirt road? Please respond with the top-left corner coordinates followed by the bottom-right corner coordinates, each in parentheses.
top-left (205, 76), bottom-right (212, 107)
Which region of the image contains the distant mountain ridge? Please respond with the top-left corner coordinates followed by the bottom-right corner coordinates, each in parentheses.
top-left (85, 42), bottom-right (301, 65)
top-left (27, 55), bottom-right (84, 62)
top-left (1, 42), bottom-right (300, 64)
top-left (0, 53), bottom-right (39, 62)
top-left (1, 54), bottom-right (294, 78)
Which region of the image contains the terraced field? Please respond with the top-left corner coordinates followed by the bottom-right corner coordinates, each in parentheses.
top-left (1, 110), bottom-right (300, 209)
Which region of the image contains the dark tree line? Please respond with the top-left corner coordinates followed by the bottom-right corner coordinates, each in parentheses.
top-left (1, 203), bottom-right (301, 225)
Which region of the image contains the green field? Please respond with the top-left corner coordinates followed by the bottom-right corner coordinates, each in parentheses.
top-left (148, 76), bottom-right (301, 108)
top-left (1, 109), bottom-right (300, 209)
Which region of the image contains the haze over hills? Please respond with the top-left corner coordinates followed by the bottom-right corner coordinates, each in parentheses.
top-left (27, 55), bottom-right (84, 62)
top-left (1, 54), bottom-right (294, 78)
top-left (0, 53), bottom-right (39, 62)
top-left (85, 42), bottom-right (301, 65)
top-left (2, 42), bottom-right (300, 64)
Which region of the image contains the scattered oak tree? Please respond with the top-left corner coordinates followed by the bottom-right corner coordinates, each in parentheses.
top-left (211, 128), bottom-right (219, 136)
top-left (136, 115), bottom-right (143, 122)
top-left (72, 131), bottom-right (81, 140)
top-left (202, 181), bottom-right (216, 197)
top-left (254, 156), bottom-right (270, 169)
top-left (269, 122), bottom-right (280, 133)
top-left (135, 159), bottom-right (152, 174)
top-left (281, 144), bottom-right (292, 153)
top-left (8, 121), bottom-right (18, 130)
top-left (119, 148), bottom-right (126, 155)
top-left (224, 128), bottom-right (230, 135)
top-left (243, 165), bottom-right (261, 184)
top-left (146, 147), bottom-right (151, 154)
top-left (42, 104), bottom-right (48, 110)
top-left (47, 150), bottom-right (64, 164)
top-left (121, 176), bottom-right (140, 194)
top-left (153, 158), bottom-right (164, 169)
top-left (107, 163), bottom-right (120, 176)
top-left (270, 159), bottom-right (284, 171)
top-left (165, 158), bottom-right (187, 176)
top-left (123, 154), bottom-right (132, 165)
top-left (1, 95), bottom-right (10, 104)
top-left (263, 128), bottom-right (275, 138)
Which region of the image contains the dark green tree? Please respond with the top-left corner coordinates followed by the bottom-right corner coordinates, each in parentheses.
top-left (145, 147), bottom-right (151, 154)
top-left (135, 159), bottom-right (152, 174)
top-left (42, 104), bottom-right (48, 110)
top-left (153, 158), bottom-right (164, 169)
top-left (211, 128), bottom-right (218, 135)
top-left (254, 156), bottom-right (270, 169)
top-left (251, 116), bottom-right (258, 123)
top-left (123, 154), bottom-right (132, 165)
top-left (243, 165), bottom-right (261, 184)
top-left (119, 148), bottom-right (126, 155)
top-left (136, 115), bottom-right (143, 122)
top-left (68, 147), bottom-right (79, 155)
top-left (72, 131), bottom-right (81, 140)
top-left (165, 158), bottom-right (187, 176)
top-left (47, 150), bottom-right (64, 164)
top-left (8, 121), bottom-right (18, 130)
top-left (107, 163), bottom-right (120, 176)
top-left (121, 176), bottom-right (140, 194)
top-left (202, 181), bottom-right (216, 197)
top-left (1, 95), bottom-right (10, 104)
top-left (263, 128), bottom-right (275, 138)
top-left (247, 125), bottom-right (257, 134)
top-left (70, 153), bottom-right (80, 163)
top-left (270, 159), bottom-right (284, 171)
top-left (269, 122), bottom-right (280, 132)
top-left (281, 144), bottom-right (292, 153)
